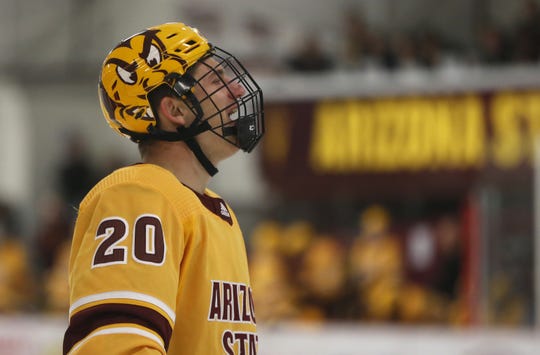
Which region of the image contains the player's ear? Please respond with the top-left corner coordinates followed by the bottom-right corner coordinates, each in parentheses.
top-left (159, 96), bottom-right (188, 127)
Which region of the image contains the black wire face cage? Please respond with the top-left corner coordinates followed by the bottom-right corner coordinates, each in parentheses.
top-left (182, 46), bottom-right (265, 152)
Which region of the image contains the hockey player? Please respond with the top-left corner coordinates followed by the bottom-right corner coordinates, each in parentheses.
top-left (63, 22), bottom-right (264, 354)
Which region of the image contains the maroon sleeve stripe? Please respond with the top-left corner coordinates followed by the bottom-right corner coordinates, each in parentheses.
top-left (63, 303), bottom-right (173, 354)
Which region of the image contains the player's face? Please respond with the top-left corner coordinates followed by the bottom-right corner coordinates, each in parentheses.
top-left (190, 57), bottom-right (247, 159)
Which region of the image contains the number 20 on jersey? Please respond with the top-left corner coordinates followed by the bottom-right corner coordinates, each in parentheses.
top-left (92, 214), bottom-right (166, 268)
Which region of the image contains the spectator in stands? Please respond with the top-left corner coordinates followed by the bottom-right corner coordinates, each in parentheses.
top-left (431, 215), bottom-right (463, 300)
top-left (512, 0), bottom-right (540, 62)
top-left (415, 30), bottom-right (444, 69)
top-left (43, 240), bottom-right (71, 313)
top-left (56, 130), bottom-right (98, 210)
top-left (279, 220), bottom-right (315, 261)
top-left (297, 234), bottom-right (351, 321)
top-left (342, 9), bottom-right (375, 69)
top-left (286, 32), bottom-right (335, 72)
top-left (475, 23), bottom-right (511, 65)
top-left (385, 33), bottom-right (419, 70)
top-left (0, 200), bottom-right (35, 312)
top-left (400, 214), bottom-right (466, 324)
top-left (35, 192), bottom-right (73, 272)
top-left (349, 205), bottom-right (403, 321)
top-left (34, 192), bottom-right (73, 311)
top-left (249, 221), bottom-right (299, 323)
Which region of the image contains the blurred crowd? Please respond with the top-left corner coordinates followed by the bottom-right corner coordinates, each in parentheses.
top-left (249, 205), bottom-right (469, 326)
top-left (284, 0), bottom-right (540, 73)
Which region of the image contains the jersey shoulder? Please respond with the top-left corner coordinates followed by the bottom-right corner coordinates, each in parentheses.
top-left (81, 163), bottom-right (203, 217)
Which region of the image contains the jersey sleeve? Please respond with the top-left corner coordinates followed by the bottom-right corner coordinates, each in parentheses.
top-left (63, 182), bottom-right (186, 355)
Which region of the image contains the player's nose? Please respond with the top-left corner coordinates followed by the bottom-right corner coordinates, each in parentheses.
top-left (228, 80), bottom-right (246, 99)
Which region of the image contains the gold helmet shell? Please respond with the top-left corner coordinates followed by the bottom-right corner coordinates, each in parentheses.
top-left (98, 22), bottom-right (211, 140)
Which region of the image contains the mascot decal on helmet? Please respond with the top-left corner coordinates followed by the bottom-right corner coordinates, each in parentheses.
top-left (99, 25), bottom-right (208, 134)
top-left (99, 29), bottom-right (165, 126)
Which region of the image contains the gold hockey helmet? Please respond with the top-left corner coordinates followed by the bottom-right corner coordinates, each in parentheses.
top-left (98, 22), bottom-right (264, 175)
top-left (98, 22), bottom-right (211, 138)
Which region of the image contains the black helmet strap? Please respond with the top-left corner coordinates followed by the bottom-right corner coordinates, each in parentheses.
top-left (177, 89), bottom-right (219, 177)
top-left (185, 136), bottom-right (218, 176)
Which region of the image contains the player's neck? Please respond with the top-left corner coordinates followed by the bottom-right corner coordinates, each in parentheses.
top-left (142, 141), bottom-right (211, 194)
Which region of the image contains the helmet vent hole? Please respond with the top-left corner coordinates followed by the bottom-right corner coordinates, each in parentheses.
top-left (183, 44), bottom-right (200, 54)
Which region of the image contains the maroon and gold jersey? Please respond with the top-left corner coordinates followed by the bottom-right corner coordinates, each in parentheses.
top-left (63, 164), bottom-right (257, 354)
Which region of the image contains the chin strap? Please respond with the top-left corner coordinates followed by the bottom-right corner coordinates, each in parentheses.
top-left (176, 90), bottom-right (219, 176)
top-left (184, 137), bottom-right (218, 176)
